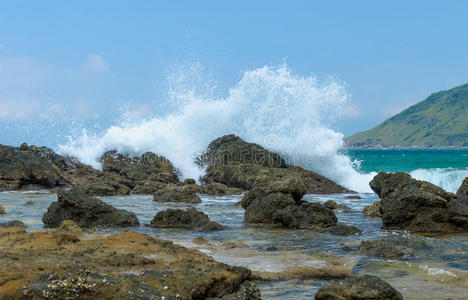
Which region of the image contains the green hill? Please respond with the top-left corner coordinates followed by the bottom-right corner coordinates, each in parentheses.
top-left (345, 83), bottom-right (468, 148)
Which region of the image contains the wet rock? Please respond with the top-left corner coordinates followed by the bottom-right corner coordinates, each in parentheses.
top-left (42, 187), bottom-right (139, 228)
top-left (184, 178), bottom-right (196, 185)
top-left (320, 223), bottom-right (361, 236)
top-left (345, 195), bottom-right (362, 199)
top-left (131, 180), bottom-right (167, 194)
top-left (193, 236), bottom-right (210, 245)
top-left (362, 201), bottom-right (382, 218)
top-left (208, 281), bottom-right (261, 300)
top-left (0, 204), bottom-right (5, 214)
top-left (150, 208), bottom-right (223, 231)
top-left (58, 220), bottom-right (81, 232)
top-left (358, 240), bottom-right (413, 260)
top-left (24, 201), bottom-right (36, 205)
top-left (79, 176), bottom-right (131, 196)
top-left (315, 275), bottom-right (403, 300)
top-left (223, 241), bottom-right (248, 249)
top-left (203, 182), bottom-right (244, 196)
top-left (370, 172), bottom-right (468, 233)
top-left (0, 229), bottom-right (255, 299)
top-left (457, 177), bottom-right (468, 196)
top-left (0, 220), bottom-right (26, 228)
top-left (153, 183), bottom-right (202, 204)
top-left (324, 200), bottom-right (351, 211)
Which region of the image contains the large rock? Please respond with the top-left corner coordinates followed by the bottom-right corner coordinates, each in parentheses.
top-left (153, 183), bottom-right (202, 204)
top-left (0, 229), bottom-right (255, 299)
top-left (203, 182), bottom-right (244, 196)
top-left (362, 201), bottom-right (382, 218)
top-left (358, 240), bottom-right (413, 260)
top-left (370, 172), bottom-right (468, 233)
top-left (0, 204), bottom-right (5, 214)
top-left (101, 150), bottom-right (179, 193)
top-left (457, 177), bottom-right (468, 196)
top-left (150, 208), bottom-right (223, 231)
top-left (315, 275), bottom-right (403, 300)
top-left (199, 135), bottom-right (351, 194)
top-left (42, 187), bottom-right (139, 228)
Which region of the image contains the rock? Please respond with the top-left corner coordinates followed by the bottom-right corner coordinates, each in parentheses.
top-left (315, 275), bottom-right (403, 300)
top-left (184, 178), bottom-right (196, 185)
top-left (79, 177), bottom-right (131, 196)
top-left (457, 177), bottom-right (468, 196)
top-left (58, 220), bottom-right (81, 232)
top-left (0, 220), bottom-right (26, 228)
top-left (132, 180), bottom-right (167, 194)
top-left (208, 281), bottom-right (261, 300)
top-left (193, 236), bottom-right (210, 245)
top-left (358, 240), bottom-right (413, 260)
top-left (370, 172), bottom-right (468, 233)
top-left (203, 182), bottom-right (244, 196)
top-left (153, 183), bottom-right (202, 204)
top-left (324, 200), bottom-right (351, 211)
top-left (150, 208), bottom-right (223, 231)
top-left (0, 229), bottom-right (255, 299)
top-left (345, 195), bottom-right (362, 199)
top-left (24, 201), bottom-right (36, 205)
top-left (196, 134), bottom-right (286, 168)
top-left (362, 201), bottom-right (382, 218)
top-left (320, 223), bottom-right (361, 236)
top-left (0, 204), bottom-right (5, 214)
top-left (42, 187), bottom-right (139, 228)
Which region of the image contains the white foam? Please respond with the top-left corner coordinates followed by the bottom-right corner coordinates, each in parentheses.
top-left (410, 168), bottom-right (468, 193)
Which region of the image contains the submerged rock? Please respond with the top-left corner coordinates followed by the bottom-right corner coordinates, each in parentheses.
top-left (42, 187), bottom-right (139, 228)
top-left (203, 182), bottom-right (244, 196)
top-left (208, 281), bottom-right (261, 300)
top-left (315, 275), bottom-right (403, 300)
top-left (324, 200), bottom-right (351, 211)
top-left (0, 228), bottom-right (255, 299)
top-left (362, 201), bottom-right (382, 218)
top-left (358, 240), bottom-right (414, 259)
top-left (153, 183), bottom-right (202, 204)
top-left (370, 172), bottom-right (468, 233)
top-left (457, 177), bottom-right (468, 196)
top-left (0, 204), bottom-right (5, 214)
top-left (150, 208), bottom-right (223, 231)
top-left (345, 195), bottom-right (361, 199)
top-left (0, 220), bottom-right (26, 228)
top-left (320, 223), bottom-right (361, 236)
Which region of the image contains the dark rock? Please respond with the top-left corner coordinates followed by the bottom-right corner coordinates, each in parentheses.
top-left (362, 201), bottom-right (382, 218)
top-left (196, 134), bottom-right (286, 168)
top-left (153, 184), bottom-right (202, 204)
top-left (132, 180), bottom-right (167, 195)
top-left (202, 182), bottom-right (244, 196)
top-left (370, 172), bottom-right (467, 233)
top-left (208, 281), bottom-right (261, 300)
top-left (42, 187), bottom-right (139, 228)
top-left (324, 200), bottom-right (351, 211)
top-left (150, 208), bottom-right (223, 231)
top-left (320, 223), bottom-right (361, 236)
top-left (358, 240), bottom-right (413, 260)
top-left (457, 177), bottom-right (468, 196)
top-left (315, 275), bottom-right (403, 300)
top-left (0, 204), bottom-right (5, 214)
top-left (0, 220), bottom-right (26, 228)
top-left (184, 178), bottom-right (196, 185)
top-left (345, 195), bottom-right (362, 199)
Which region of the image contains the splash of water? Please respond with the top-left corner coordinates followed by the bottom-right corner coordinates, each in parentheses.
top-left (59, 65), bottom-right (373, 192)
top-left (410, 168), bottom-right (468, 193)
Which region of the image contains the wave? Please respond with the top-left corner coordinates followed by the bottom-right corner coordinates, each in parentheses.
top-left (59, 64), bottom-right (376, 192)
top-left (409, 168), bottom-right (468, 193)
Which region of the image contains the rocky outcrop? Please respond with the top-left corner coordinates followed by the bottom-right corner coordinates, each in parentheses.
top-left (457, 177), bottom-right (468, 196)
top-left (362, 201), bottom-right (382, 218)
top-left (199, 135), bottom-right (351, 194)
top-left (208, 281), bottom-right (261, 300)
top-left (315, 275), bottom-right (403, 300)
top-left (241, 176), bottom-right (338, 230)
top-left (153, 183), bottom-right (202, 204)
top-left (358, 240), bottom-right (414, 259)
top-left (150, 208), bottom-right (223, 231)
top-left (370, 172), bottom-right (468, 233)
top-left (0, 228), bottom-right (255, 299)
top-left (203, 182), bottom-right (244, 196)
top-left (324, 200), bottom-right (351, 211)
top-left (42, 187), bottom-right (139, 228)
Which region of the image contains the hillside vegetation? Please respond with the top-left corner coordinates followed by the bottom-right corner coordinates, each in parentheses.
top-left (345, 83), bottom-right (468, 148)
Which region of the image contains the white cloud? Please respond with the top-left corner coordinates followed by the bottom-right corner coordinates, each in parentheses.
top-left (0, 99), bottom-right (40, 120)
top-left (82, 54), bottom-right (109, 71)
top-left (39, 104), bottom-right (67, 120)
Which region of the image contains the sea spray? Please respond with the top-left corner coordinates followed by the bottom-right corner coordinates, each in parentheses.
top-left (58, 65), bottom-right (373, 192)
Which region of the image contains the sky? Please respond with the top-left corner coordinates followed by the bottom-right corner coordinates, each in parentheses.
top-left (1, 0), bottom-right (468, 147)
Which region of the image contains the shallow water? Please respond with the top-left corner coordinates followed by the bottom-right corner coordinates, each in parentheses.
top-left (1, 190), bottom-right (467, 299)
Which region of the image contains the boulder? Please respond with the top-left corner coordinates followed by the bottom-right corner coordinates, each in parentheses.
top-left (208, 281), bottom-right (261, 300)
top-left (0, 204), bottom-right (5, 214)
top-left (358, 240), bottom-right (413, 260)
top-left (320, 223), bottom-right (361, 236)
top-left (345, 195), bottom-right (361, 199)
top-left (150, 208), bottom-right (223, 231)
top-left (153, 183), bottom-right (202, 204)
top-left (362, 201), bottom-right (382, 218)
top-left (184, 178), bottom-right (196, 185)
top-left (324, 200), bottom-right (351, 211)
top-left (370, 172), bottom-right (468, 233)
top-left (457, 177), bottom-right (468, 196)
top-left (315, 275), bottom-right (403, 300)
top-left (0, 220), bottom-right (26, 228)
top-left (203, 182), bottom-right (244, 196)
top-left (42, 187), bottom-right (139, 228)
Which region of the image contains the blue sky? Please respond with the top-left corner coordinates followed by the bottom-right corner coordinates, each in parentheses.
top-left (1, 0), bottom-right (468, 146)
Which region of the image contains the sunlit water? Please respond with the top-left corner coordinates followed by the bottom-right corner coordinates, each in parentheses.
top-left (1, 190), bottom-right (467, 299)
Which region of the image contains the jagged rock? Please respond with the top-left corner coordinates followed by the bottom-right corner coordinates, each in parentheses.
top-left (370, 172), bottom-right (468, 233)
top-left (315, 275), bottom-right (403, 300)
top-left (208, 281), bottom-right (261, 300)
top-left (184, 178), bottom-right (196, 185)
top-left (42, 187), bottom-right (139, 228)
top-left (203, 182), bottom-right (244, 196)
top-left (132, 180), bottom-right (167, 194)
top-left (323, 200), bottom-right (351, 211)
top-left (0, 204), bottom-right (5, 214)
top-left (320, 223), bottom-right (361, 236)
top-left (345, 195), bottom-right (362, 199)
top-left (150, 208), bottom-right (223, 231)
top-left (358, 240), bottom-right (413, 259)
top-left (153, 183), bottom-right (202, 204)
top-left (362, 201), bottom-right (382, 218)
top-left (457, 177), bottom-right (468, 196)
top-left (0, 229), bottom-right (255, 299)
top-left (0, 220), bottom-right (26, 228)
